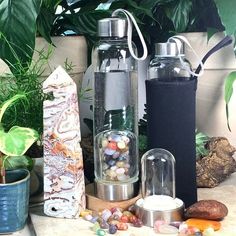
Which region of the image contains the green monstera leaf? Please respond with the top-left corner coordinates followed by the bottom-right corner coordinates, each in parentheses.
top-left (0, 0), bottom-right (41, 72)
top-left (0, 126), bottom-right (39, 156)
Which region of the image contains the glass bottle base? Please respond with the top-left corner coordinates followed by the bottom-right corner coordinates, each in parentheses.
top-left (94, 178), bottom-right (139, 201)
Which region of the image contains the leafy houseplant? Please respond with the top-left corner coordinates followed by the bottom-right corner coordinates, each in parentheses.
top-left (0, 44), bottom-right (52, 135)
top-left (0, 94), bottom-right (39, 233)
top-left (0, 94), bottom-right (39, 184)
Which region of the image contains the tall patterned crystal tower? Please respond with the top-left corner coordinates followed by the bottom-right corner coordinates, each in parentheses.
top-left (43, 66), bottom-right (85, 218)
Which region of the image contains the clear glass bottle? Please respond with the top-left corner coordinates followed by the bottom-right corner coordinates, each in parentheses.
top-left (92, 17), bottom-right (139, 201)
top-left (149, 42), bottom-right (191, 81)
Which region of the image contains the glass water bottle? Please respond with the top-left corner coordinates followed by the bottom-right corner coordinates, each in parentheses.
top-left (93, 17), bottom-right (139, 201)
top-left (149, 42), bottom-right (191, 81)
top-left (146, 41), bottom-right (197, 207)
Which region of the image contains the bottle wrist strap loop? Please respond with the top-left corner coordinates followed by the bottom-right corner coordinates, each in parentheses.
top-left (112, 9), bottom-right (148, 61)
top-left (168, 35), bottom-right (204, 77)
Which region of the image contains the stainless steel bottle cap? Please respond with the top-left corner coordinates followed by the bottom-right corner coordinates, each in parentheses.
top-left (155, 42), bottom-right (184, 56)
top-left (98, 18), bottom-right (128, 37)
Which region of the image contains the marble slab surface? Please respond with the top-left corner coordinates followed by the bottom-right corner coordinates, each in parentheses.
top-left (4, 173), bottom-right (236, 236)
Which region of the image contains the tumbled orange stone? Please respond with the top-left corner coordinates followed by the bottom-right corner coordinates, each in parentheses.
top-left (116, 222), bottom-right (128, 230)
top-left (108, 141), bottom-right (117, 150)
top-left (186, 218), bottom-right (221, 231)
top-left (120, 215), bottom-right (129, 223)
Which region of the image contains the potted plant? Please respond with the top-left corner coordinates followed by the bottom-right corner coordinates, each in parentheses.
top-left (0, 94), bottom-right (39, 233)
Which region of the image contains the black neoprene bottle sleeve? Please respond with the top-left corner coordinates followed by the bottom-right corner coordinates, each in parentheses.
top-left (145, 78), bottom-right (197, 207)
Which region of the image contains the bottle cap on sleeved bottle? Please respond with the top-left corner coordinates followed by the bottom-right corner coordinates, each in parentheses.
top-left (155, 42), bottom-right (184, 56)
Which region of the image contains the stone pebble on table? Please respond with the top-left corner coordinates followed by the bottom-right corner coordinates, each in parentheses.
top-left (108, 224), bottom-right (117, 234)
top-left (96, 228), bottom-right (106, 236)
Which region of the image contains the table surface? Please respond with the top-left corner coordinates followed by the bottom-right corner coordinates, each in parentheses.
top-left (3, 172), bottom-right (236, 236)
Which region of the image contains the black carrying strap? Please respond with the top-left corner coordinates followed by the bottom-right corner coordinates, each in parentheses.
top-left (194, 35), bottom-right (233, 79)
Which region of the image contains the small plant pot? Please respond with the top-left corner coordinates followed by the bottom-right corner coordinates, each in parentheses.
top-left (0, 169), bottom-right (30, 234)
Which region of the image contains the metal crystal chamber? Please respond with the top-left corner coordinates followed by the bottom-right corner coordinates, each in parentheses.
top-left (135, 148), bottom-right (184, 227)
top-left (92, 17), bottom-right (139, 201)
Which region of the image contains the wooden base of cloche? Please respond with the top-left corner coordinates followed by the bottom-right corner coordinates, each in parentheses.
top-left (85, 183), bottom-right (141, 212)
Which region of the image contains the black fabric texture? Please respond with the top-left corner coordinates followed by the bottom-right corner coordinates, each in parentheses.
top-left (145, 78), bottom-right (197, 207)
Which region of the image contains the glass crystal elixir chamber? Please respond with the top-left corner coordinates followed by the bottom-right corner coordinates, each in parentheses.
top-left (135, 148), bottom-right (184, 227)
top-left (92, 17), bottom-right (139, 201)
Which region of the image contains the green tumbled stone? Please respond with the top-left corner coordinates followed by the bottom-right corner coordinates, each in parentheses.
top-left (96, 229), bottom-right (106, 236)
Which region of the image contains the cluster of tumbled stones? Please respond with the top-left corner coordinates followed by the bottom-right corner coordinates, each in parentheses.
top-left (80, 207), bottom-right (218, 236)
top-left (155, 220), bottom-right (217, 235)
top-left (100, 132), bottom-right (133, 181)
top-left (80, 207), bottom-right (143, 235)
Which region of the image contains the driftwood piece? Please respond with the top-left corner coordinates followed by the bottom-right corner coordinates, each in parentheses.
top-left (43, 66), bottom-right (85, 218)
top-left (196, 137), bottom-right (236, 188)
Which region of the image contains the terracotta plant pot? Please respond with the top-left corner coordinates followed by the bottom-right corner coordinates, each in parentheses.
top-left (0, 169), bottom-right (30, 233)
